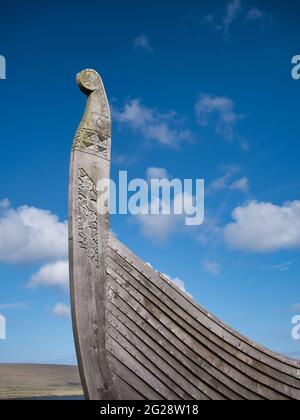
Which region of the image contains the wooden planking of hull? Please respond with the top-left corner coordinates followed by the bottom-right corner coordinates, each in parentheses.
top-left (69, 69), bottom-right (300, 401)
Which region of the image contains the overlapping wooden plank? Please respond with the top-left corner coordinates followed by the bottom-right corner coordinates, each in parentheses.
top-left (107, 265), bottom-right (294, 400)
top-left (110, 371), bottom-right (146, 400)
top-left (107, 310), bottom-right (207, 400)
top-left (107, 302), bottom-right (249, 400)
top-left (106, 300), bottom-right (268, 400)
top-left (107, 322), bottom-right (193, 400)
top-left (108, 240), bottom-right (300, 388)
top-left (106, 277), bottom-right (272, 400)
top-left (109, 236), bottom-right (300, 374)
top-left (107, 353), bottom-right (162, 400)
top-left (106, 334), bottom-right (182, 400)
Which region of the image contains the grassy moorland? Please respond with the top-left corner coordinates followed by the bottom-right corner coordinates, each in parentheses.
top-left (0, 364), bottom-right (83, 400)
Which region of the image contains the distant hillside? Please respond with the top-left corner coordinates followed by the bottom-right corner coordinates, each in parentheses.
top-left (0, 364), bottom-right (83, 400)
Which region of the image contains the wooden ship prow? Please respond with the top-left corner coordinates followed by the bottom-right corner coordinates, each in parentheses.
top-left (69, 69), bottom-right (300, 400)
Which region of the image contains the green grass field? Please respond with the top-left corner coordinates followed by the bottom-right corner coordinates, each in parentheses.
top-left (0, 364), bottom-right (84, 400)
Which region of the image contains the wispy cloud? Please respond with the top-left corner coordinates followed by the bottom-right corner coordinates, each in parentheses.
top-left (195, 94), bottom-right (244, 143)
top-left (112, 153), bottom-right (138, 167)
top-left (201, 1), bottom-right (271, 35)
top-left (0, 302), bottom-right (30, 311)
top-left (271, 261), bottom-right (295, 272)
top-left (208, 165), bottom-right (249, 194)
top-left (202, 259), bottom-right (221, 276)
top-left (133, 34), bottom-right (154, 53)
top-left (223, 0), bottom-right (243, 33)
top-left (113, 98), bottom-right (193, 148)
top-left (229, 177), bottom-right (249, 193)
top-left (207, 164), bottom-right (240, 194)
top-left (245, 7), bottom-right (271, 25)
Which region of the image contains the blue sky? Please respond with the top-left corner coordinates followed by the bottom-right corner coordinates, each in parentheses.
top-left (0, 0), bottom-right (300, 364)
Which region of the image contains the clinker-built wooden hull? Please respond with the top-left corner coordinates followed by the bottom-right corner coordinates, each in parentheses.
top-left (69, 69), bottom-right (300, 400)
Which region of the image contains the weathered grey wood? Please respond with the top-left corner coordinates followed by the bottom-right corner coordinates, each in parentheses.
top-left (107, 320), bottom-right (194, 400)
top-left (109, 236), bottom-right (300, 377)
top-left (106, 335), bottom-right (180, 400)
top-left (106, 309), bottom-right (209, 400)
top-left (69, 69), bottom-right (300, 400)
top-left (106, 292), bottom-right (228, 400)
top-left (107, 354), bottom-right (163, 400)
top-left (107, 246), bottom-right (299, 398)
top-left (69, 69), bottom-right (115, 400)
top-left (106, 248), bottom-right (299, 398)
top-left (107, 271), bottom-right (285, 400)
top-left (110, 372), bottom-right (146, 400)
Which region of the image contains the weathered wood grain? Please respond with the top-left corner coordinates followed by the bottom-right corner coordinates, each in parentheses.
top-left (106, 246), bottom-right (299, 398)
top-left (69, 69), bottom-right (300, 400)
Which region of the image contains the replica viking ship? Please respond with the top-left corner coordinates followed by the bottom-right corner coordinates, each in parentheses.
top-left (69, 69), bottom-right (300, 400)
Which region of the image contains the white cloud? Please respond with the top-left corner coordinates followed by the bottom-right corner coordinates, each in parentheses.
top-left (202, 259), bottom-right (220, 276)
top-left (161, 273), bottom-right (192, 297)
top-left (229, 177), bottom-right (249, 192)
top-left (113, 99), bottom-right (193, 148)
top-left (53, 303), bottom-right (71, 319)
top-left (224, 200), bottom-right (300, 252)
top-left (133, 34), bottom-right (154, 53)
top-left (195, 94), bottom-right (243, 142)
top-left (0, 198), bottom-right (10, 209)
top-left (0, 201), bottom-right (68, 264)
top-left (29, 260), bottom-right (69, 291)
top-left (146, 167), bottom-right (169, 182)
top-left (144, 262), bottom-right (192, 297)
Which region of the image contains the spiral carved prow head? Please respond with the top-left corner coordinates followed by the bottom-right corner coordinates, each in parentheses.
top-left (76, 69), bottom-right (102, 95)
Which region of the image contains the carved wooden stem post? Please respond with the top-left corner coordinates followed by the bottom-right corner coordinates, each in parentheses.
top-left (69, 70), bottom-right (300, 401)
top-left (69, 69), bottom-right (115, 400)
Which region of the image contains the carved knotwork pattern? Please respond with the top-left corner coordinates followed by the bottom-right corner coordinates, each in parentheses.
top-left (74, 128), bottom-right (109, 159)
top-left (78, 168), bottom-right (99, 268)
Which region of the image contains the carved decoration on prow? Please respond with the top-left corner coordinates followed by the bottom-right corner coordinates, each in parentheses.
top-left (73, 69), bottom-right (111, 160)
top-left (77, 167), bottom-right (99, 268)
top-left (74, 128), bottom-right (109, 160)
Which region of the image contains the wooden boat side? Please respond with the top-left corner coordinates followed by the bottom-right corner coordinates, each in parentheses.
top-left (69, 69), bottom-right (300, 400)
top-left (105, 235), bottom-right (300, 400)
